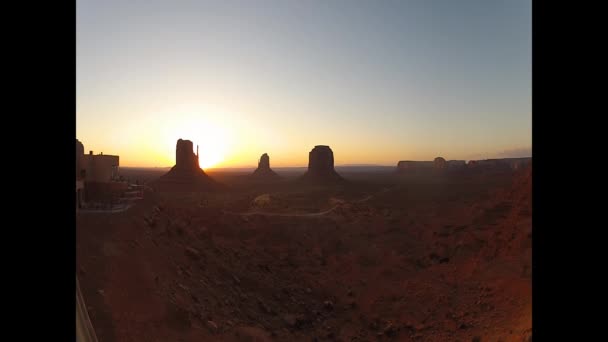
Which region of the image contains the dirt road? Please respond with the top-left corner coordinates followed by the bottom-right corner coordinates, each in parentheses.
top-left (222, 186), bottom-right (397, 217)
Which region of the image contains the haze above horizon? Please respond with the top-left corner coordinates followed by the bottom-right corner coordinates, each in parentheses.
top-left (77, 0), bottom-right (531, 168)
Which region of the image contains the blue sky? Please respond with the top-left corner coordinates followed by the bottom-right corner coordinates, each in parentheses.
top-left (77, 0), bottom-right (531, 167)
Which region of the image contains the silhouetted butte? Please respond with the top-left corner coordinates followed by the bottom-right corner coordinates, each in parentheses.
top-left (251, 153), bottom-right (281, 181)
top-left (299, 145), bottom-right (344, 184)
top-left (153, 139), bottom-right (223, 191)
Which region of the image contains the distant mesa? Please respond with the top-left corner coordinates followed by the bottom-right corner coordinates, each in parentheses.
top-left (396, 157), bottom-right (460, 174)
top-left (467, 157), bottom-right (531, 172)
top-left (397, 157), bottom-right (531, 174)
top-left (251, 153), bottom-right (281, 180)
top-left (153, 139), bottom-right (223, 191)
top-left (434, 157), bottom-right (446, 169)
top-left (299, 145), bottom-right (345, 183)
top-left (396, 160), bottom-right (433, 173)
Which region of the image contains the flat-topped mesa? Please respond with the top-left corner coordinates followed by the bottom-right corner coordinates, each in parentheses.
top-left (300, 145), bottom-right (344, 183)
top-left (467, 157), bottom-right (532, 171)
top-left (446, 160), bottom-right (466, 169)
top-left (153, 139), bottom-right (222, 191)
top-left (398, 157), bottom-right (471, 175)
top-left (396, 160), bottom-right (433, 173)
top-left (396, 158), bottom-right (450, 175)
top-left (251, 153), bottom-right (280, 180)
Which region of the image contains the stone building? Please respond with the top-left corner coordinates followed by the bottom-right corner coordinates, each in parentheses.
top-left (76, 139), bottom-right (126, 206)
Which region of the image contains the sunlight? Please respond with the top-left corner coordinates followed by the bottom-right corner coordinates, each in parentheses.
top-left (191, 124), bottom-right (230, 169)
top-left (163, 107), bottom-right (233, 169)
top-left (198, 141), bottom-right (225, 169)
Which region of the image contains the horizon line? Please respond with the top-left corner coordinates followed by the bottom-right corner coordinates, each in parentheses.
top-left (120, 156), bottom-right (532, 170)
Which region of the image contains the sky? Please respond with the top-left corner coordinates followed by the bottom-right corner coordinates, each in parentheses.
top-left (77, 0), bottom-right (531, 168)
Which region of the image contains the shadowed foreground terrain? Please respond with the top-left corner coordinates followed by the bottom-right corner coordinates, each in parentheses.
top-left (77, 167), bottom-right (531, 342)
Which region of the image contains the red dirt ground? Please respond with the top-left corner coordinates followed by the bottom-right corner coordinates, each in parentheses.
top-left (76, 167), bottom-right (531, 342)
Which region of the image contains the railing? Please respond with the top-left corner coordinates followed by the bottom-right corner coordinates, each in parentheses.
top-left (76, 276), bottom-right (99, 342)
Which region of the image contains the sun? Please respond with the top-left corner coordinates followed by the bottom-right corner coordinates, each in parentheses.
top-left (166, 115), bottom-right (231, 169)
top-left (194, 125), bottom-right (230, 169)
top-left (198, 147), bottom-right (224, 169)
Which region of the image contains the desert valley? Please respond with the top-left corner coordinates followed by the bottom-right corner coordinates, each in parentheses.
top-left (76, 139), bottom-right (531, 342)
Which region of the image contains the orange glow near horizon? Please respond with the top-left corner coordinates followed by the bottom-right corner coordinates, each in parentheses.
top-left (172, 124), bottom-right (230, 169)
top-left (163, 110), bottom-right (232, 169)
top-left (77, 102), bottom-right (531, 169)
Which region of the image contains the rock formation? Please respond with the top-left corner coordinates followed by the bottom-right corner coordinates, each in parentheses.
top-left (468, 158), bottom-right (517, 172)
top-left (259, 153), bottom-right (270, 170)
top-left (464, 158), bottom-right (532, 176)
top-left (396, 160), bottom-right (433, 173)
top-left (76, 139), bottom-right (84, 178)
top-left (434, 157), bottom-right (447, 169)
top-left (251, 153), bottom-right (280, 180)
top-left (154, 139), bottom-right (222, 191)
top-left (398, 158), bottom-right (469, 175)
top-left (300, 145), bottom-right (344, 183)
top-left (175, 139), bottom-right (199, 171)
